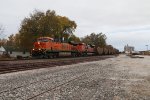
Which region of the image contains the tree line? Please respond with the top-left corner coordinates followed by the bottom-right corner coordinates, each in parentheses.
top-left (0, 10), bottom-right (107, 51)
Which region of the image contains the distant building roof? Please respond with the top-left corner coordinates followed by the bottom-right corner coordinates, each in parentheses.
top-left (0, 46), bottom-right (5, 52)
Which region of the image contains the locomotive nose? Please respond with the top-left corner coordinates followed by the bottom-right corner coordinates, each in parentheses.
top-left (34, 42), bottom-right (45, 49)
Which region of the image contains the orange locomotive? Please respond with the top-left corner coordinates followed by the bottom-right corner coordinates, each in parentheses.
top-left (31, 37), bottom-right (95, 58)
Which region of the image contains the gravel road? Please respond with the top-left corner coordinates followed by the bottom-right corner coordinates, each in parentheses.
top-left (0, 55), bottom-right (150, 100)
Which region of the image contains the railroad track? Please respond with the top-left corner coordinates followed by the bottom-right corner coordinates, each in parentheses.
top-left (0, 61), bottom-right (72, 74)
top-left (0, 55), bottom-right (96, 61)
top-left (0, 56), bottom-right (114, 74)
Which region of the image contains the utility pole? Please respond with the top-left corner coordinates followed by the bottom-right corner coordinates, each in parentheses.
top-left (145, 45), bottom-right (148, 51)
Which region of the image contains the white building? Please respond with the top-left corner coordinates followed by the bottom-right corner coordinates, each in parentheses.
top-left (0, 46), bottom-right (6, 55)
top-left (7, 51), bottom-right (30, 58)
top-left (124, 44), bottom-right (134, 54)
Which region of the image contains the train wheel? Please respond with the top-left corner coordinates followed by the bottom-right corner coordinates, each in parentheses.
top-left (85, 53), bottom-right (88, 56)
top-left (56, 52), bottom-right (59, 58)
top-left (52, 53), bottom-right (55, 58)
top-left (71, 52), bottom-right (76, 57)
top-left (42, 54), bottom-right (48, 59)
top-left (52, 52), bottom-right (58, 58)
top-left (47, 53), bottom-right (53, 59)
top-left (39, 55), bottom-right (45, 59)
top-left (76, 53), bottom-right (80, 57)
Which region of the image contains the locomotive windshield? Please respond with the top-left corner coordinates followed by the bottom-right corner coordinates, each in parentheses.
top-left (37, 37), bottom-right (53, 42)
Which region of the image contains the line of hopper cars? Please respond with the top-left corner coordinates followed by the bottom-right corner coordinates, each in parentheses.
top-left (31, 37), bottom-right (119, 58)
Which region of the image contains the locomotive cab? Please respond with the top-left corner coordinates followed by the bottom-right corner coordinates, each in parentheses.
top-left (33, 37), bottom-right (53, 50)
top-left (31, 37), bottom-right (54, 58)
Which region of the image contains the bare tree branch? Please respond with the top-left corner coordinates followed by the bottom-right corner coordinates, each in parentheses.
top-left (0, 25), bottom-right (5, 39)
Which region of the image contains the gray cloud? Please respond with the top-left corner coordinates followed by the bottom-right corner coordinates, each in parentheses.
top-left (0, 0), bottom-right (150, 51)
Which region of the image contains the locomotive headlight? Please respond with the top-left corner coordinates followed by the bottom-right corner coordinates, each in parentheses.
top-left (38, 42), bottom-right (40, 44)
top-left (32, 49), bottom-right (35, 50)
top-left (39, 48), bottom-right (41, 50)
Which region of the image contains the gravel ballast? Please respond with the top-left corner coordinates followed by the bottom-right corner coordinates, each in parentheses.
top-left (0, 55), bottom-right (150, 99)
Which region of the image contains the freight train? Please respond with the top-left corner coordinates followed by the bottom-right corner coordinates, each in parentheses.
top-left (31, 37), bottom-right (119, 58)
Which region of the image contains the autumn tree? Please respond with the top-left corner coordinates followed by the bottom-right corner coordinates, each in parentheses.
top-left (81, 33), bottom-right (107, 47)
top-left (13, 33), bottom-right (21, 50)
top-left (68, 34), bottom-right (80, 42)
top-left (19, 10), bottom-right (77, 50)
top-left (0, 39), bottom-right (7, 46)
top-left (4, 34), bottom-right (15, 51)
top-left (57, 16), bottom-right (77, 41)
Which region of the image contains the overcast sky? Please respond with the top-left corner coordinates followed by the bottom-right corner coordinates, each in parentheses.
top-left (0, 0), bottom-right (150, 51)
